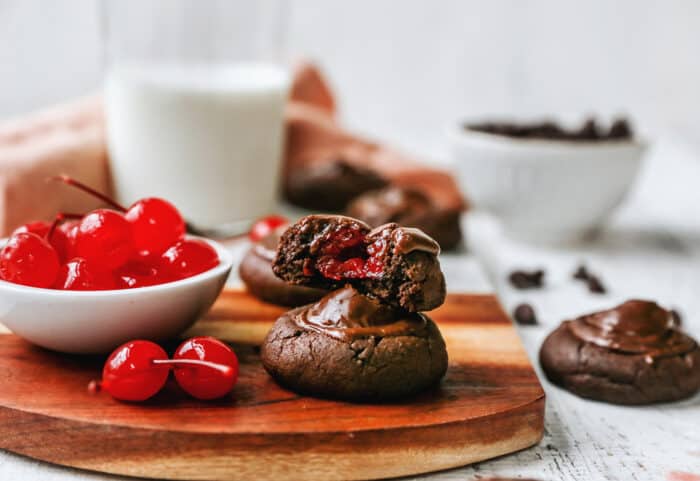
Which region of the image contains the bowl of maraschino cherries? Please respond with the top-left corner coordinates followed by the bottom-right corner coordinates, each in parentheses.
top-left (0, 176), bottom-right (233, 354)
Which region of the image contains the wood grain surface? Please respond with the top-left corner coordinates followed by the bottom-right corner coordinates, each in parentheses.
top-left (0, 289), bottom-right (544, 481)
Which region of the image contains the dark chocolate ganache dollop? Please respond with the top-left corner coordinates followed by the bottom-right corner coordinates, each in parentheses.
top-left (293, 285), bottom-right (427, 341)
top-left (567, 299), bottom-right (697, 359)
top-left (368, 223), bottom-right (441, 256)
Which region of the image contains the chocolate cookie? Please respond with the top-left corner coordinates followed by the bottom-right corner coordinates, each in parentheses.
top-left (261, 286), bottom-right (448, 401)
top-left (285, 159), bottom-right (388, 211)
top-left (272, 215), bottom-right (445, 312)
top-left (239, 228), bottom-right (327, 307)
top-left (346, 186), bottom-right (462, 250)
top-left (540, 300), bottom-right (700, 405)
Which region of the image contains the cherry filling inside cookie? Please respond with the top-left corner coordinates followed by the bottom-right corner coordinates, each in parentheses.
top-left (304, 225), bottom-right (389, 280)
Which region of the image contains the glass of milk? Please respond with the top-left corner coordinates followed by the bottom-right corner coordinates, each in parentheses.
top-left (101, 0), bottom-right (289, 234)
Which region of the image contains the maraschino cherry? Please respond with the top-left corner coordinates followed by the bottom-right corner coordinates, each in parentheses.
top-left (0, 232), bottom-right (60, 288)
top-left (54, 257), bottom-right (116, 291)
top-left (12, 221), bottom-right (51, 238)
top-left (90, 337), bottom-right (238, 402)
top-left (14, 218), bottom-right (73, 262)
top-left (114, 259), bottom-right (165, 288)
top-left (76, 209), bottom-right (134, 270)
top-left (125, 197), bottom-right (186, 257)
top-left (53, 219), bottom-right (80, 261)
top-left (92, 340), bottom-right (171, 402)
top-left (249, 215), bottom-right (288, 243)
top-left (160, 239), bottom-right (219, 281)
top-left (173, 337), bottom-right (239, 400)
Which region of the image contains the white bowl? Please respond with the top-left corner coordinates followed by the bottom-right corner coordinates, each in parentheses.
top-left (0, 237), bottom-right (233, 354)
top-left (449, 124), bottom-right (647, 244)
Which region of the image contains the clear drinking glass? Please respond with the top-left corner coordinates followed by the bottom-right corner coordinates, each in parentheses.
top-left (101, 0), bottom-right (289, 234)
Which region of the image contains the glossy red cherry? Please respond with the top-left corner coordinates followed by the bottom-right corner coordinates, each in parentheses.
top-left (54, 258), bottom-right (116, 291)
top-left (172, 337), bottom-right (238, 400)
top-left (0, 232), bottom-right (60, 288)
top-left (76, 209), bottom-right (134, 270)
top-left (249, 215), bottom-right (288, 243)
top-left (114, 258), bottom-right (165, 288)
top-left (160, 239), bottom-right (219, 281)
top-left (53, 220), bottom-right (80, 261)
top-left (14, 219), bottom-right (73, 262)
top-left (125, 197), bottom-right (186, 257)
top-left (12, 221), bottom-right (51, 238)
top-left (96, 340), bottom-right (170, 402)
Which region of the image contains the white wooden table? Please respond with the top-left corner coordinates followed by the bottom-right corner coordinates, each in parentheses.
top-left (1, 137), bottom-right (699, 480)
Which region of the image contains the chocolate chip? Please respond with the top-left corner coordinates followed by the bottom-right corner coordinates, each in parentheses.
top-left (670, 309), bottom-right (682, 327)
top-left (573, 264), bottom-right (607, 294)
top-left (587, 275), bottom-right (606, 294)
top-left (609, 118), bottom-right (632, 139)
top-left (508, 269), bottom-right (545, 289)
top-left (577, 118), bottom-right (599, 140)
top-left (513, 303), bottom-right (538, 325)
top-left (573, 264), bottom-right (590, 281)
top-left (464, 117), bottom-right (633, 141)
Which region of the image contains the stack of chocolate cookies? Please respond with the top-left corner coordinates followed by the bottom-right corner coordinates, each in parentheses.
top-left (260, 214), bottom-right (449, 401)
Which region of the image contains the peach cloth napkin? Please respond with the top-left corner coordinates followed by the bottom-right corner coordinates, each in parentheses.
top-left (0, 96), bottom-right (110, 234)
top-left (0, 63), bottom-right (464, 235)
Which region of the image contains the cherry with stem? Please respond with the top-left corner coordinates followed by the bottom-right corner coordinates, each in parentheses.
top-left (89, 338), bottom-right (238, 402)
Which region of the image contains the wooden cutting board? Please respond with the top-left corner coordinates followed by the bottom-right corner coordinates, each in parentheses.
top-left (0, 289), bottom-right (544, 481)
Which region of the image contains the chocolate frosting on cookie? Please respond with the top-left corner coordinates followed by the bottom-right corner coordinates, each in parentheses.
top-left (368, 223), bottom-right (441, 256)
top-left (293, 285), bottom-right (427, 341)
top-left (567, 299), bottom-right (697, 359)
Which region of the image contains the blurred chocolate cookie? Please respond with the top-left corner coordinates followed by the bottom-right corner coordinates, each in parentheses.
top-left (346, 186), bottom-right (462, 250)
top-left (239, 228), bottom-right (327, 307)
top-left (540, 300), bottom-right (700, 405)
top-left (284, 159), bottom-right (388, 211)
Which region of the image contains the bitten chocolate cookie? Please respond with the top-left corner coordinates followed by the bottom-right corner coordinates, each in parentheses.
top-left (284, 159), bottom-right (388, 211)
top-left (346, 186), bottom-right (462, 250)
top-left (272, 215), bottom-right (445, 312)
top-left (540, 300), bottom-right (700, 405)
top-left (261, 286), bottom-right (448, 401)
top-left (239, 228), bottom-right (327, 307)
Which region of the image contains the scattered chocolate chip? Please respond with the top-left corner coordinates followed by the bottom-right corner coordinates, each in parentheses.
top-left (508, 269), bottom-right (545, 289)
top-left (670, 309), bottom-right (682, 327)
top-left (573, 264), bottom-right (607, 294)
top-left (573, 264), bottom-right (590, 281)
top-left (586, 275), bottom-right (607, 294)
top-left (513, 303), bottom-right (538, 325)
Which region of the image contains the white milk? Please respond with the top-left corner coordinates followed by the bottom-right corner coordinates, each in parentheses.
top-left (105, 63), bottom-right (290, 230)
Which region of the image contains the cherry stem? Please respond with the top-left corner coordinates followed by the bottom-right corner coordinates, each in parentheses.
top-left (151, 358), bottom-right (234, 376)
top-left (47, 212), bottom-right (83, 241)
top-left (51, 175), bottom-right (127, 212)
